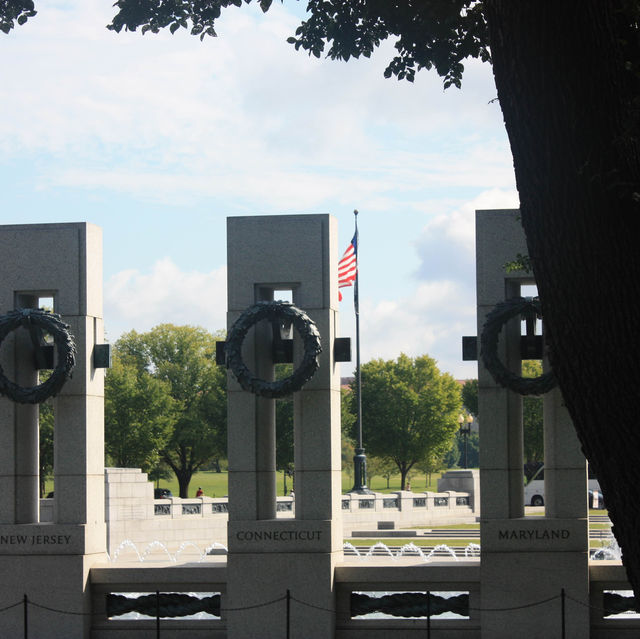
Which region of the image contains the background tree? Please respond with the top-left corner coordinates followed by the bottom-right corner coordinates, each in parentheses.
top-left (39, 399), bottom-right (53, 497)
top-left (366, 456), bottom-right (397, 490)
top-left (340, 386), bottom-right (356, 483)
top-left (148, 461), bottom-right (173, 489)
top-left (351, 354), bottom-right (462, 490)
top-left (104, 352), bottom-right (176, 472)
top-left (442, 439), bottom-right (460, 470)
top-left (275, 366), bottom-right (294, 494)
top-left (116, 324), bottom-right (227, 498)
top-left (417, 450), bottom-right (447, 488)
top-left (449, 430), bottom-right (479, 469)
top-left (522, 361), bottom-right (543, 466)
top-left (461, 379), bottom-right (478, 417)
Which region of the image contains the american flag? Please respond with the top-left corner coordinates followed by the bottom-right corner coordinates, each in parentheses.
top-left (338, 232), bottom-right (357, 300)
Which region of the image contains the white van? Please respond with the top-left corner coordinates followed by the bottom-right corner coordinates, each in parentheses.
top-left (524, 465), bottom-right (603, 508)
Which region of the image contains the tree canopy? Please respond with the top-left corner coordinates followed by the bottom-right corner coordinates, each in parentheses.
top-left (461, 379), bottom-right (478, 417)
top-left (115, 324), bottom-right (227, 498)
top-left (104, 351), bottom-right (177, 473)
top-left (39, 398), bottom-right (53, 497)
top-left (522, 361), bottom-right (543, 465)
top-left (351, 353), bottom-right (462, 490)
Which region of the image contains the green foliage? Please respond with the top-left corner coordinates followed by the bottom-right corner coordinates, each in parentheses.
top-left (275, 365), bottom-right (294, 492)
top-left (103, 0), bottom-right (490, 87)
top-left (450, 429), bottom-right (479, 468)
top-left (504, 253), bottom-right (533, 274)
top-left (461, 379), bottom-right (478, 416)
top-left (39, 398), bottom-right (53, 497)
top-left (105, 352), bottom-right (176, 472)
top-left (442, 437), bottom-right (460, 469)
top-left (351, 353), bottom-right (462, 489)
top-left (340, 387), bottom-right (357, 480)
top-left (522, 360), bottom-right (543, 463)
top-left (340, 386), bottom-right (356, 439)
top-left (107, 0), bottom-right (251, 40)
top-left (366, 455), bottom-right (396, 489)
top-left (0, 0), bottom-right (36, 34)
top-left (148, 461), bottom-right (173, 486)
top-left (114, 324), bottom-right (227, 497)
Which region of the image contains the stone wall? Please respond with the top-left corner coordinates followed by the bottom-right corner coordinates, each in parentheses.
top-left (41, 467), bottom-right (477, 557)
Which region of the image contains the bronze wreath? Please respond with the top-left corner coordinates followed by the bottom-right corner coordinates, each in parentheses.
top-left (0, 308), bottom-right (76, 404)
top-left (225, 301), bottom-right (321, 398)
top-left (480, 296), bottom-right (556, 396)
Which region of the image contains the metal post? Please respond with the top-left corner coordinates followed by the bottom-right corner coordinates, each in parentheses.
top-left (426, 591), bottom-right (431, 639)
top-left (286, 589), bottom-right (291, 639)
top-left (23, 594), bottom-right (28, 639)
top-left (561, 588), bottom-right (566, 639)
top-left (156, 590), bottom-right (160, 639)
top-left (464, 431), bottom-right (469, 469)
top-left (350, 211), bottom-right (372, 494)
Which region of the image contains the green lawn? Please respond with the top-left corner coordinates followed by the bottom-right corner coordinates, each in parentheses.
top-left (343, 472), bottom-right (443, 493)
top-left (43, 468), bottom-right (444, 498)
top-left (148, 469), bottom-right (445, 498)
top-left (349, 538), bottom-right (478, 548)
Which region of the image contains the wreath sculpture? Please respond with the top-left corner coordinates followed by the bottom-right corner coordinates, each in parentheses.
top-left (480, 296), bottom-right (556, 396)
top-left (225, 301), bottom-right (322, 398)
top-left (0, 308), bottom-right (76, 404)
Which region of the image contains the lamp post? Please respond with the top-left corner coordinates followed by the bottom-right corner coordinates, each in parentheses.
top-left (458, 414), bottom-right (474, 469)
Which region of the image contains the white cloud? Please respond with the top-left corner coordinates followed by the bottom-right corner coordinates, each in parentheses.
top-left (347, 280), bottom-right (477, 379)
top-left (2, 1), bottom-right (517, 381)
top-left (104, 258), bottom-right (227, 340)
top-left (413, 188), bottom-right (519, 282)
top-left (1, 1), bottom-right (513, 214)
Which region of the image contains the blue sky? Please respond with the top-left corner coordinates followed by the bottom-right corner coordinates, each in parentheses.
top-left (0, 0), bottom-right (519, 379)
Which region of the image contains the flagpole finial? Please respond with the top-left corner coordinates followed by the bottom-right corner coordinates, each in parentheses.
top-left (354, 209), bottom-right (359, 217)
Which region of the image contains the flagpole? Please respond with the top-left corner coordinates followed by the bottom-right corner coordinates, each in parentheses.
top-left (351, 209), bottom-right (372, 493)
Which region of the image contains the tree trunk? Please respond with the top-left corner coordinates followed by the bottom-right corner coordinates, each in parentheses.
top-left (176, 469), bottom-right (193, 499)
top-left (398, 463), bottom-right (409, 490)
top-left (485, 1), bottom-right (640, 598)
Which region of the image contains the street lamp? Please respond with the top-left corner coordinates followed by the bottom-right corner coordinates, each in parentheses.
top-left (458, 414), bottom-right (474, 469)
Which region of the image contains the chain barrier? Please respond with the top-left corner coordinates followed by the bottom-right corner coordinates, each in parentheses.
top-left (220, 594), bottom-right (287, 612)
top-left (0, 601), bottom-right (22, 614)
top-left (2, 587), bottom-right (637, 637)
top-left (468, 593), bottom-right (560, 613)
top-left (27, 600), bottom-right (92, 617)
top-left (290, 594), bottom-right (336, 614)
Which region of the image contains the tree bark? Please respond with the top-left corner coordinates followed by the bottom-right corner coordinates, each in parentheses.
top-left (485, 1), bottom-right (640, 598)
top-left (176, 468), bottom-right (193, 499)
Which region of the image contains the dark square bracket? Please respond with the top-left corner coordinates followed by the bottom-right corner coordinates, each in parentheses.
top-left (272, 339), bottom-right (293, 364)
top-left (93, 344), bottom-right (112, 369)
top-left (462, 335), bottom-right (544, 362)
top-left (216, 341), bottom-right (227, 366)
top-left (34, 345), bottom-right (55, 370)
top-left (520, 335), bottom-right (544, 360)
top-left (334, 337), bottom-right (351, 362)
top-left (462, 336), bottom-right (477, 361)
top-left (216, 340), bottom-right (295, 365)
